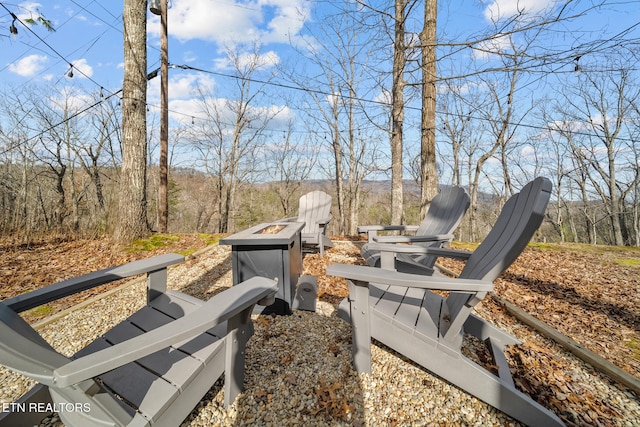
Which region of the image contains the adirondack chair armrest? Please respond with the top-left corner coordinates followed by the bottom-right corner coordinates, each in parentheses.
top-left (357, 224), bottom-right (419, 233)
top-left (52, 277), bottom-right (278, 387)
top-left (367, 243), bottom-right (472, 260)
top-left (4, 253), bottom-right (185, 313)
top-left (327, 264), bottom-right (492, 292)
top-left (372, 233), bottom-right (454, 244)
top-left (358, 225), bottom-right (420, 242)
top-left (315, 216), bottom-right (332, 226)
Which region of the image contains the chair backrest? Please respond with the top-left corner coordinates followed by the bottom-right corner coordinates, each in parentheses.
top-left (412, 186), bottom-right (470, 269)
top-left (1, 303), bottom-right (138, 424)
top-left (416, 186), bottom-right (470, 237)
top-left (459, 177), bottom-right (551, 282)
top-left (443, 177), bottom-right (552, 340)
top-left (0, 304), bottom-right (70, 386)
top-left (298, 191), bottom-right (332, 234)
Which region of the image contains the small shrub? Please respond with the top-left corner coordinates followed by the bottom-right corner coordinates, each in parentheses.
top-left (26, 304), bottom-right (55, 318)
top-left (614, 258), bottom-right (640, 268)
top-left (199, 233), bottom-right (222, 246)
top-left (126, 234), bottom-right (180, 252)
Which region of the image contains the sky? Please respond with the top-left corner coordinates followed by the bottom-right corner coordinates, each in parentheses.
top-left (3, 1), bottom-right (637, 105)
top-left (1, 0), bottom-right (639, 175)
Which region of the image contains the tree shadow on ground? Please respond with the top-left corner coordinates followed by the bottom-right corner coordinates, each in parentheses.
top-left (501, 271), bottom-right (640, 333)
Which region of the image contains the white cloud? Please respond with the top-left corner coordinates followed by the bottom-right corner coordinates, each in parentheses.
top-left (326, 92), bottom-right (339, 108)
top-left (148, 0), bottom-right (310, 45)
top-left (214, 50), bottom-right (280, 71)
top-left (483, 0), bottom-right (555, 22)
top-left (69, 58), bottom-right (94, 79)
top-left (373, 89), bottom-right (391, 106)
top-left (148, 73), bottom-right (215, 105)
top-left (172, 74), bottom-right (216, 98)
top-left (168, 98), bottom-right (205, 124)
top-left (15, 2), bottom-right (42, 20)
top-left (473, 34), bottom-right (511, 60)
top-left (49, 88), bottom-right (93, 113)
top-left (168, 96), bottom-right (292, 129)
top-left (8, 54), bottom-right (48, 77)
top-left (258, 0), bottom-right (309, 44)
top-left (183, 51), bottom-right (198, 63)
top-left (520, 145), bottom-right (535, 157)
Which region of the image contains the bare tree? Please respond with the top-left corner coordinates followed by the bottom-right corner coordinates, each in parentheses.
top-left (419, 0), bottom-right (438, 217)
top-left (266, 122), bottom-right (318, 217)
top-left (0, 88), bottom-right (38, 234)
top-left (290, 4), bottom-right (380, 235)
top-left (116, 0), bottom-right (149, 241)
top-left (189, 45), bottom-right (284, 233)
top-left (439, 82), bottom-right (474, 188)
top-left (389, 0), bottom-right (411, 225)
top-left (556, 64), bottom-right (639, 246)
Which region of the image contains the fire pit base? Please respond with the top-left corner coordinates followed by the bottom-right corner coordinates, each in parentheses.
top-left (220, 222), bottom-right (305, 315)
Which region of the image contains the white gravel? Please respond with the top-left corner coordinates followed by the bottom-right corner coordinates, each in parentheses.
top-left (1, 242), bottom-right (638, 426)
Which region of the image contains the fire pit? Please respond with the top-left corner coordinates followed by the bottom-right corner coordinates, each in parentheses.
top-left (255, 224), bottom-right (286, 234)
top-left (219, 222), bottom-right (305, 315)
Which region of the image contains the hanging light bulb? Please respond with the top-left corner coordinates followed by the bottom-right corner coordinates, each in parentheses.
top-left (149, 0), bottom-right (162, 15)
top-left (191, 117), bottom-right (195, 125)
top-left (9, 13), bottom-right (18, 35)
top-left (67, 65), bottom-right (74, 78)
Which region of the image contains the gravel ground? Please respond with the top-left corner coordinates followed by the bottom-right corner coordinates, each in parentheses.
top-left (1, 241), bottom-right (639, 426)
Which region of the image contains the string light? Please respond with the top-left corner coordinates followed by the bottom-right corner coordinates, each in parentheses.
top-left (9, 13), bottom-right (18, 35)
top-left (2, 1), bottom-right (637, 147)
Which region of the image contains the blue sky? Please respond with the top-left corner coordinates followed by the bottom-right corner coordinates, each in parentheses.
top-left (3, 1), bottom-right (637, 107)
top-left (1, 0), bottom-right (639, 177)
top-left (0, 1), bottom-right (313, 104)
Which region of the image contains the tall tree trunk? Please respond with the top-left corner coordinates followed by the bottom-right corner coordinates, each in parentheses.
top-left (331, 99), bottom-right (346, 234)
top-left (116, 0), bottom-right (149, 241)
top-left (420, 0), bottom-right (438, 218)
top-left (391, 0), bottom-right (406, 225)
top-left (607, 148), bottom-right (625, 246)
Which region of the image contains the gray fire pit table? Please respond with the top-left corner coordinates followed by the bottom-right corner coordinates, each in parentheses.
top-left (219, 222), bottom-right (304, 315)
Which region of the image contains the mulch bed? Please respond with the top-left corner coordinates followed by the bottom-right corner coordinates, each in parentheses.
top-left (1, 234), bottom-right (639, 425)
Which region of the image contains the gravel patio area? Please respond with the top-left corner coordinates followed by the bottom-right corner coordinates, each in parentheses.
top-left (1, 241), bottom-right (639, 426)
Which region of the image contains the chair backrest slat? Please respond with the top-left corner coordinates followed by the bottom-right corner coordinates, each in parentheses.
top-left (298, 191), bottom-right (332, 234)
top-left (459, 177), bottom-right (551, 282)
top-left (416, 186), bottom-right (470, 237)
top-left (0, 304), bottom-right (69, 385)
top-left (443, 177), bottom-right (551, 340)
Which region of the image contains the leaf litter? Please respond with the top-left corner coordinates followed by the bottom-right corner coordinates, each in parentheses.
top-left (1, 236), bottom-right (639, 425)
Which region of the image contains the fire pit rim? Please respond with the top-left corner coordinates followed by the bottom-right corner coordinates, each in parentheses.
top-left (255, 224), bottom-right (286, 234)
top-left (219, 222), bottom-right (306, 246)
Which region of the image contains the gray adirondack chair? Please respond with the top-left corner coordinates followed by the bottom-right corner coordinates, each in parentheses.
top-left (0, 253), bottom-right (277, 427)
top-left (329, 177), bottom-right (565, 426)
top-left (358, 186), bottom-right (470, 274)
top-left (279, 190), bottom-right (333, 255)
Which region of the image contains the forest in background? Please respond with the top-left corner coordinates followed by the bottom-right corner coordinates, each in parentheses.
top-left (0, 158), bottom-right (632, 247)
top-left (2, 1), bottom-right (640, 246)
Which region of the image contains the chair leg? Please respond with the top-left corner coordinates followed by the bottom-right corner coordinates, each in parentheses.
top-left (371, 320), bottom-right (565, 426)
top-left (349, 282), bottom-right (372, 374)
top-left (452, 355), bottom-right (565, 426)
top-left (224, 308), bottom-right (254, 408)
